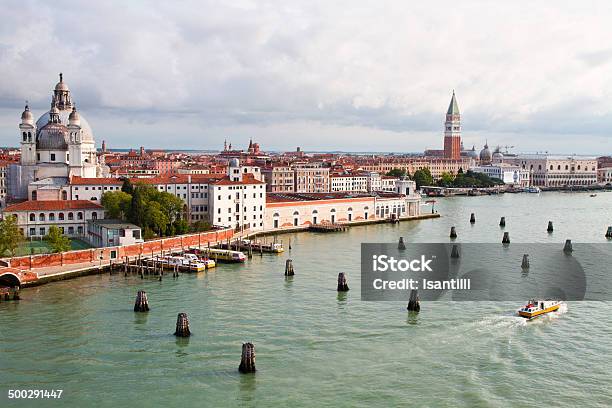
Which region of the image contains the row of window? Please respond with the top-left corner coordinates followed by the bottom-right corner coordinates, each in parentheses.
top-left (28, 211), bottom-right (96, 221)
top-left (30, 226), bottom-right (83, 236)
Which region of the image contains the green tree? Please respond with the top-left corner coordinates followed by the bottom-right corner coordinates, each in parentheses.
top-left (190, 220), bottom-right (212, 233)
top-left (386, 168), bottom-right (407, 178)
top-left (413, 168), bottom-right (433, 188)
top-left (45, 225), bottom-right (71, 253)
top-left (0, 216), bottom-right (24, 257)
top-left (121, 178), bottom-right (134, 195)
top-left (437, 172), bottom-right (455, 187)
top-left (174, 219), bottom-right (190, 235)
top-left (101, 191), bottom-right (132, 219)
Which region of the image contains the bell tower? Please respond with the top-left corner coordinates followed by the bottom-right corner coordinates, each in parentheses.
top-left (19, 103), bottom-right (37, 165)
top-left (443, 90), bottom-right (461, 160)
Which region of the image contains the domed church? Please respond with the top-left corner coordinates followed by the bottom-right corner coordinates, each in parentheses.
top-left (10, 74), bottom-right (107, 200)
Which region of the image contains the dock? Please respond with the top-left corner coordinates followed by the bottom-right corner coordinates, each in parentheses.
top-left (308, 223), bottom-right (348, 232)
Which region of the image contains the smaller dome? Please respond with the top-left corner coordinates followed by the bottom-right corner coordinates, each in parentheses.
top-left (55, 73), bottom-right (69, 91)
top-left (36, 123), bottom-right (69, 150)
top-left (467, 145), bottom-right (478, 159)
top-left (229, 158), bottom-right (240, 167)
top-left (21, 104), bottom-right (33, 124)
top-left (69, 107), bottom-right (80, 125)
top-left (479, 143), bottom-right (492, 162)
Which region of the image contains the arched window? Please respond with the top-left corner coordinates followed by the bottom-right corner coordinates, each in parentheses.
top-left (39, 213), bottom-right (45, 221)
top-left (68, 212), bottom-right (74, 220)
top-left (49, 213), bottom-right (55, 221)
top-left (92, 212), bottom-right (97, 220)
top-left (293, 211), bottom-right (299, 215)
top-left (31, 191), bottom-right (37, 201)
top-left (29, 213), bottom-right (35, 221)
top-left (550, 165), bottom-right (553, 170)
top-left (77, 212), bottom-right (83, 220)
top-left (62, 191), bottom-right (68, 200)
top-left (22, 132), bottom-right (27, 141)
top-left (565, 165), bottom-right (569, 170)
top-left (59, 213), bottom-right (64, 221)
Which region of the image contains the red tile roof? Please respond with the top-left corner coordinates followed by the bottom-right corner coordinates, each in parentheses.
top-left (209, 173), bottom-right (265, 186)
top-left (4, 200), bottom-right (104, 212)
top-left (70, 176), bottom-right (123, 185)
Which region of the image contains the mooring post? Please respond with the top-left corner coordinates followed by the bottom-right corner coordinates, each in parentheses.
top-left (451, 245), bottom-right (460, 259)
top-left (470, 213), bottom-right (475, 224)
top-left (407, 289), bottom-right (420, 312)
top-left (174, 313), bottom-right (191, 337)
top-left (521, 254), bottom-right (530, 269)
top-left (337, 272), bottom-right (349, 292)
top-left (606, 226), bottom-right (612, 239)
top-left (450, 226), bottom-right (457, 239)
top-left (502, 232), bottom-right (510, 244)
top-left (398, 237), bottom-right (406, 250)
top-left (563, 239), bottom-right (573, 253)
top-left (499, 217), bottom-right (506, 227)
top-left (285, 259), bottom-right (295, 276)
top-left (134, 290), bottom-right (150, 312)
top-left (13, 289), bottom-right (20, 301)
top-left (239, 342), bottom-right (256, 374)
top-left (547, 221), bottom-right (554, 233)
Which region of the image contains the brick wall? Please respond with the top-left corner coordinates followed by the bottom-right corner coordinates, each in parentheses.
top-left (4, 228), bottom-right (234, 271)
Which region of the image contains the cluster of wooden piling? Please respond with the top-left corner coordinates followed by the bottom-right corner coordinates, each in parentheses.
top-left (285, 259), bottom-right (295, 276)
top-left (0, 288), bottom-right (19, 301)
top-left (337, 273), bottom-right (349, 292)
top-left (134, 290), bottom-right (150, 312)
top-left (239, 342), bottom-right (256, 373)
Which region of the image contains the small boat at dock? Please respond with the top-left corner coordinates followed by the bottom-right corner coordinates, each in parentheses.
top-left (194, 248), bottom-right (246, 263)
top-left (517, 299), bottom-right (565, 319)
top-left (147, 255), bottom-right (212, 272)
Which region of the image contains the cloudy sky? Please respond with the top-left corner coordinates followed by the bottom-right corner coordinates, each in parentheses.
top-left (0, 0), bottom-right (611, 154)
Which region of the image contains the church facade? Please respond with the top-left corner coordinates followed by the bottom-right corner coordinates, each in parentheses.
top-left (8, 74), bottom-right (108, 201)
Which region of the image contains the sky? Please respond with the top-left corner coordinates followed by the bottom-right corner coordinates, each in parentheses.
top-left (0, 0), bottom-right (611, 154)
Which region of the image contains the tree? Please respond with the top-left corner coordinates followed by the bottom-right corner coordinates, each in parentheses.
top-left (413, 168), bottom-right (433, 188)
top-left (121, 178), bottom-right (134, 195)
top-left (190, 220), bottom-right (212, 233)
top-left (101, 191), bottom-right (132, 219)
top-left (45, 225), bottom-right (71, 253)
top-left (437, 172), bottom-right (455, 187)
top-left (386, 168), bottom-right (407, 178)
top-left (0, 216), bottom-right (24, 257)
top-left (174, 219), bottom-right (190, 235)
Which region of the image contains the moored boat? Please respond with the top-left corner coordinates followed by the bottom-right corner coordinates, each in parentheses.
top-left (199, 248), bottom-right (247, 263)
top-left (517, 299), bottom-right (565, 319)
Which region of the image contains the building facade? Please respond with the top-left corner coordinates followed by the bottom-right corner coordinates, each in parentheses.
top-left (294, 165), bottom-right (330, 193)
top-left (87, 219), bottom-right (143, 247)
top-left (505, 155), bottom-right (597, 187)
top-left (3, 200), bottom-right (104, 238)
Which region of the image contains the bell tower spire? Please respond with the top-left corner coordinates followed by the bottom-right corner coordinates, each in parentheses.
top-left (443, 90), bottom-right (461, 159)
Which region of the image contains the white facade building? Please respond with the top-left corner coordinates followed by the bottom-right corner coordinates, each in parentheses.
top-left (505, 155), bottom-right (597, 187)
top-left (471, 164), bottom-right (530, 187)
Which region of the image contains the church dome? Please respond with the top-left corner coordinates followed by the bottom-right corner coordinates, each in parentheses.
top-left (68, 107), bottom-right (80, 125)
top-left (21, 104), bottom-right (33, 124)
top-left (55, 73), bottom-right (69, 91)
top-left (479, 143), bottom-right (492, 162)
top-left (36, 122), bottom-right (69, 150)
top-left (467, 145), bottom-right (479, 159)
top-left (36, 108), bottom-right (94, 142)
top-left (229, 158), bottom-right (240, 167)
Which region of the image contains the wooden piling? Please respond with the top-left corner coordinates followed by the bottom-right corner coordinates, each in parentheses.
top-left (563, 239), bottom-right (573, 253)
top-left (134, 290), bottom-right (150, 312)
top-left (502, 232), bottom-right (510, 244)
top-left (13, 289), bottom-right (20, 301)
top-left (470, 213), bottom-right (475, 224)
top-left (547, 221), bottom-right (554, 233)
top-left (521, 254), bottom-right (530, 269)
top-left (407, 289), bottom-right (420, 312)
top-left (451, 245), bottom-right (460, 258)
top-left (499, 217), bottom-right (506, 227)
top-left (285, 259), bottom-right (295, 276)
top-left (450, 227), bottom-right (457, 239)
top-left (337, 272), bottom-right (349, 292)
top-left (606, 226), bottom-right (612, 239)
top-left (174, 313), bottom-right (191, 337)
top-left (239, 342), bottom-right (256, 374)
top-left (398, 237), bottom-right (406, 250)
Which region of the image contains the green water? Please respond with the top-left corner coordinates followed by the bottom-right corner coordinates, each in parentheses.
top-left (1, 192), bottom-right (612, 407)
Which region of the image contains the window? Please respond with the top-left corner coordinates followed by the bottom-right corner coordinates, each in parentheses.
top-left (59, 213), bottom-right (64, 221)
top-left (77, 212), bottom-right (83, 220)
top-left (51, 153), bottom-right (56, 161)
top-left (49, 213), bottom-right (55, 221)
top-left (68, 227), bottom-right (74, 234)
top-left (29, 213), bottom-right (35, 221)
top-left (68, 212), bottom-right (74, 220)
top-left (29, 228), bottom-right (35, 236)
top-left (32, 191), bottom-right (37, 201)
top-left (39, 227), bottom-right (45, 236)
top-left (77, 226), bottom-right (83, 235)
top-left (39, 213), bottom-right (45, 221)
top-left (92, 212), bottom-right (98, 220)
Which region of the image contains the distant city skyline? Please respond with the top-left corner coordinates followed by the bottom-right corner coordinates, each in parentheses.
top-left (1, 1), bottom-right (612, 155)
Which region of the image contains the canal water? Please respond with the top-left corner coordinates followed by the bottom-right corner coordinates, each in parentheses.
top-left (1, 192), bottom-right (612, 407)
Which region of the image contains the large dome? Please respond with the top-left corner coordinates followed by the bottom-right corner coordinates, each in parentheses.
top-left (36, 109), bottom-right (94, 142)
top-left (36, 122), bottom-right (69, 150)
top-left (479, 144), bottom-right (492, 162)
